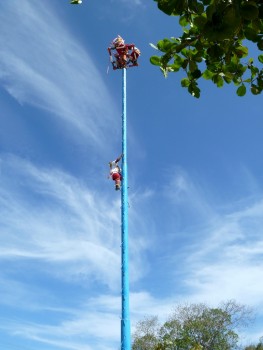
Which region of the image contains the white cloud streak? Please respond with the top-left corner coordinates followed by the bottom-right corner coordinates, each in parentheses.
top-left (164, 169), bottom-right (263, 316)
top-left (0, 155), bottom-right (148, 290)
top-left (0, 291), bottom-right (176, 350)
top-left (121, 168), bottom-right (263, 344)
top-left (0, 153), bottom-right (153, 349)
top-left (0, 1), bottom-right (118, 148)
top-left (1, 160), bottom-right (263, 348)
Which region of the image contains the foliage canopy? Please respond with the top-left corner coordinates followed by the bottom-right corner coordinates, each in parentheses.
top-left (244, 338), bottom-right (263, 350)
top-left (151, 0), bottom-right (263, 97)
top-left (132, 301), bottom-right (254, 350)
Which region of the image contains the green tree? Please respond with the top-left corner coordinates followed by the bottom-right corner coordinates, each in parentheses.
top-left (132, 300), bottom-right (253, 350)
top-left (151, 0), bottom-right (263, 97)
top-left (132, 315), bottom-right (160, 350)
top-left (244, 337), bottom-right (263, 350)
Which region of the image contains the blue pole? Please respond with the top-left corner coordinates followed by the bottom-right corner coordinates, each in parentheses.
top-left (121, 67), bottom-right (131, 350)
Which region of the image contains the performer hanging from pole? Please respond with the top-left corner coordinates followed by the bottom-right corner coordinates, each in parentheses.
top-left (128, 46), bottom-right (141, 67)
top-left (108, 36), bottom-right (128, 70)
top-left (108, 154), bottom-right (123, 190)
top-left (108, 35), bottom-right (141, 70)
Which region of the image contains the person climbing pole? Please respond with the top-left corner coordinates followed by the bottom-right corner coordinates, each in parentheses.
top-left (108, 35), bottom-right (140, 70)
top-left (108, 154), bottom-right (123, 190)
top-left (128, 46), bottom-right (141, 67)
top-left (108, 35), bottom-right (128, 70)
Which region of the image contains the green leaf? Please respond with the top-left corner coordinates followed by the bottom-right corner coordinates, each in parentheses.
top-left (157, 39), bottom-right (173, 52)
top-left (237, 85), bottom-right (247, 96)
top-left (196, 3), bottom-right (204, 15)
top-left (217, 76), bottom-right (224, 88)
top-left (212, 74), bottom-right (224, 87)
top-left (223, 72), bottom-right (234, 84)
top-left (179, 15), bottom-right (189, 27)
top-left (202, 70), bottom-right (214, 80)
top-left (189, 60), bottom-right (198, 72)
top-left (181, 78), bottom-right (190, 87)
top-left (182, 59), bottom-right (188, 69)
top-left (193, 14), bottom-right (207, 29)
top-left (193, 54), bottom-right (203, 63)
top-left (235, 46), bottom-right (248, 58)
top-left (244, 27), bottom-right (258, 42)
top-left (257, 40), bottom-right (263, 51)
top-left (251, 65), bottom-right (259, 77)
top-left (156, 0), bottom-right (187, 16)
top-left (251, 85), bottom-right (260, 94)
top-left (189, 69), bottom-right (202, 79)
top-left (258, 77), bottom-right (263, 89)
top-left (188, 83), bottom-right (200, 98)
top-left (240, 2), bottom-right (259, 21)
top-left (191, 69), bottom-right (202, 79)
top-left (150, 56), bottom-right (161, 66)
top-left (174, 54), bottom-right (183, 65)
top-left (181, 48), bottom-right (191, 57)
top-left (258, 54), bottom-right (263, 63)
top-left (233, 76), bottom-right (242, 86)
top-left (251, 18), bottom-right (262, 31)
top-left (170, 63), bottom-right (181, 71)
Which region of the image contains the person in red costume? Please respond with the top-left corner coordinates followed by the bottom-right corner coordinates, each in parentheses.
top-left (108, 36), bottom-right (128, 69)
top-left (108, 36), bottom-right (141, 70)
top-left (108, 154), bottom-right (123, 191)
top-left (128, 46), bottom-right (141, 67)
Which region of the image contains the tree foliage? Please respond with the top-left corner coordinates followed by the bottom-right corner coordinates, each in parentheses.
top-left (244, 337), bottom-right (263, 350)
top-left (132, 316), bottom-right (160, 350)
top-left (132, 300), bottom-right (253, 350)
top-left (151, 0), bottom-right (263, 97)
top-left (244, 345), bottom-right (263, 350)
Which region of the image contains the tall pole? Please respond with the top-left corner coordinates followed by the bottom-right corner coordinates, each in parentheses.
top-left (121, 67), bottom-right (131, 350)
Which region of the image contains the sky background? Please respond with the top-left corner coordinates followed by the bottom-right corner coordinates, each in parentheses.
top-left (0, 1), bottom-right (263, 350)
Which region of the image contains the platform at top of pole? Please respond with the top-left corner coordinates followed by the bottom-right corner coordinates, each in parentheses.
top-left (107, 35), bottom-right (141, 71)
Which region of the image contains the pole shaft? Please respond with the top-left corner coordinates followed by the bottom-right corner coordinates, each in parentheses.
top-left (121, 68), bottom-right (131, 350)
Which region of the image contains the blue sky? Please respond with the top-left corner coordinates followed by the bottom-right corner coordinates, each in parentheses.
top-left (0, 1), bottom-right (263, 349)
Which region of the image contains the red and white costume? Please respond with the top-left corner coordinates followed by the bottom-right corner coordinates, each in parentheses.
top-left (108, 35), bottom-right (141, 70)
top-left (110, 160), bottom-right (122, 181)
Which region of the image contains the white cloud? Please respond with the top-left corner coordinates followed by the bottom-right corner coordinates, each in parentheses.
top-left (0, 291), bottom-right (175, 350)
top-left (164, 169), bottom-right (263, 311)
top-left (0, 1), bottom-right (118, 148)
top-left (0, 155), bottom-right (149, 291)
top-left (165, 167), bottom-right (217, 225)
top-left (184, 211), bottom-right (263, 305)
top-left (128, 167), bottom-right (261, 348)
top-left (0, 153), bottom-right (154, 349)
top-left (1, 159), bottom-right (263, 348)
top-left (0, 293), bottom-right (120, 350)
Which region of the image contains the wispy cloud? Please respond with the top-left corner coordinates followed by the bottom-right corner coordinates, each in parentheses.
top-left (185, 201), bottom-right (263, 304)
top-left (0, 291), bottom-right (175, 350)
top-left (0, 155), bottom-right (149, 291)
top-left (123, 167), bottom-right (263, 344)
top-left (0, 154), bottom-right (153, 349)
top-left (163, 168), bottom-right (263, 310)
top-left (0, 1), bottom-right (118, 149)
top-left (165, 167), bottom-right (217, 224)
top-left (105, 168), bottom-right (263, 346)
top-left (1, 159), bottom-right (263, 348)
